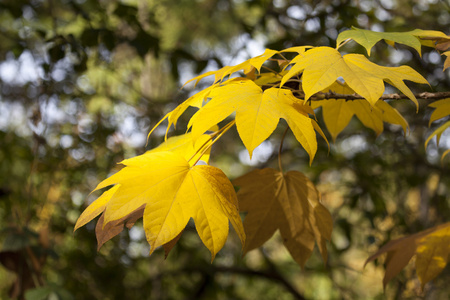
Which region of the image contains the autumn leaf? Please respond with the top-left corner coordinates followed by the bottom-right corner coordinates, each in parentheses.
top-left (365, 222), bottom-right (450, 289)
top-left (409, 29), bottom-right (450, 50)
top-left (147, 84), bottom-right (217, 139)
top-left (443, 51), bottom-right (450, 71)
top-left (75, 151), bottom-right (245, 260)
top-left (74, 185), bottom-right (120, 232)
top-left (425, 120), bottom-right (450, 149)
top-left (183, 48), bottom-right (278, 87)
top-left (337, 27), bottom-right (423, 56)
top-left (337, 27), bottom-right (450, 56)
top-left (281, 46), bottom-right (428, 108)
top-left (311, 82), bottom-right (408, 141)
top-left (145, 132), bottom-right (213, 166)
top-left (233, 168), bottom-right (332, 267)
top-left (188, 79), bottom-right (321, 163)
top-left (428, 98), bottom-right (450, 125)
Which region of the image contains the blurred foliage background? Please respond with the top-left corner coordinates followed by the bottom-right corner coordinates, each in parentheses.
top-left (0, 0), bottom-right (449, 299)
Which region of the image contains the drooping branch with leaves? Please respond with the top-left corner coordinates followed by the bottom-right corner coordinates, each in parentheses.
top-left (75, 27), bottom-right (450, 289)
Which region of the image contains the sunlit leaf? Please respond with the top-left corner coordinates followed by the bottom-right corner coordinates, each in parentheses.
top-left (188, 79), bottom-right (320, 163)
top-left (76, 151), bottom-right (245, 260)
top-left (183, 49), bottom-right (278, 86)
top-left (281, 47), bottom-right (428, 108)
top-left (145, 132), bottom-right (212, 166)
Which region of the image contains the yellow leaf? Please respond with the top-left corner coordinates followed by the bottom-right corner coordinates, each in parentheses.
top-left (336, 27), bottom-right (423, 56)
top-left (188, 79), bottom-right (319, 163)
top-left (428, 98), bottom-right (450, 125)
top-left (234, 168), bottom-right (332, 267)
top-left (365, 222), bottom-right (450, 289)
top-left (443, 51), bottom-right (450, 71)
top-left (376, 100), bottom-right (409, 135)
top-left (425, 120), bottom-right (450, 148)
top-left (311, 82), bottom-right (408, 141)
top-left (441, 149), bottom-right (450, 164)
top-left (145, 132), bottom-right (212, 166)
top-left (416, 225), bottom-right (450, 288)
top-left (409, 29), bottom-right (450, 49)
top-left (280, 46), bottom-right (312, 54)
top-left (77, 151), bottom-right (245, 260)
top-left (183, 49), bottom-right (278, 87)
top-left (74, 185), bottom-right (120, 232)
top-left (281, 47), bottom-right (428, 108)
top-left (147, 84), bottom-right (216, 140)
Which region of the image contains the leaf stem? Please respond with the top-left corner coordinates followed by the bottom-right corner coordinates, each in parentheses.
top-left (189, 120), bottom-right (236, 166)
top-left (336, 38), bottom-right (352, 50)
top-left (261, 65), bottom-right (281, 75)
top-left (278, 127), bottom-right (289, 173)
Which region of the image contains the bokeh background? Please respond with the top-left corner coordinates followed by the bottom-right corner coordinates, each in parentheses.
top-left (0, 0), bottom-right (449, 299)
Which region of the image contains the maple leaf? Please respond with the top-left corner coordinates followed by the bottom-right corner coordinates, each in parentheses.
top-left (187, 79), bottom-right (322, 163)
top-left (425, 98), bottom-right (450, 161)
top-left (409, 29), bottom-right (450, 50)
top-left (147, 84), bottom-right (216, 140)
top-left (183, 49), bottom-right (278, 87)
top-left (75, 151), bottom-right (245, 260)
top-left (280, 46), bottom-right (428, 108)
top-left (428, 98), bottom-right (450, 126)
top-left (337, 27), bottom-right (424, 56)
top-left (425, 120), bottom-right (450, 149)
top-left (311, 82), bottom-right (408, 141)
top-left (233, 168), bottom-right (332, 267)
top-left (145, 132), bottom-right (213, 166)
top-left (442, 51), bottom-right (450, 71)
top-left (365, 222), bottom-right (450, 289)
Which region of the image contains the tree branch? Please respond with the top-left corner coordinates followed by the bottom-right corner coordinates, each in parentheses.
top-left (306, 91), bottom-right (450, 101)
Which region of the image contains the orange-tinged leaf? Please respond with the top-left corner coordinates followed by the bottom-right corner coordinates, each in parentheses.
top-left (365, 222), bottom-right (450, 289)
top-left (95, 205), bottom-right (144, 250)
top-left (163, 231), bottom-right (183, 258)
top-left (281, 47), bottom-right (427, 108)
top-left (428, 98), bottom-right (450, 125)
top-left (188, 79), bottom-right (319, 163)
top-left (234, 168), bottom-right (332, 267)
top-left (409, 29), bottom-right (450, 49)
top-left (415, 225), bottom-right (450, 288)
top-left (78, 151), bottom-right (244, 259)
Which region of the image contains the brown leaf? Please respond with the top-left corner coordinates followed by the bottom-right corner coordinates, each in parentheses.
top-left (95, 205), bottom-right (145, 250)
top-left (234, 168), bottom-right (332, 267)
top-left (365, 222), bottom-right (450, 289)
